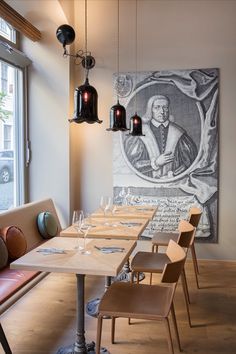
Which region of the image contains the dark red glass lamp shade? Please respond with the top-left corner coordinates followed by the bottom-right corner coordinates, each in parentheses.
top-left (107, 101), bottom-right (129, 131)
top-left (69, 78), bottom-right (102, 124)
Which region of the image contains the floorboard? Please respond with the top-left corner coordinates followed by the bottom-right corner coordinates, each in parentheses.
top-left (0, 259), bottom-right (236, 354)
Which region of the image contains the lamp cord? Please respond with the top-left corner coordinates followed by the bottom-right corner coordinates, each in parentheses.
top-left (135, 0), bottom-right (138, 114)
top-left (117, 0), bottom-right (120, 102)
top-left (85, 0), bottom-right (89, 79)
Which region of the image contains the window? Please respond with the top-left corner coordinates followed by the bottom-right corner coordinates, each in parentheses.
top-left (3, 124), bottom-right (12, 149)
top-left (1, 62), bottom-right (8, 93)
top-left (0, 18), bottom-right (16, 43)
top-left (0, 18), bottom-right (30, 212)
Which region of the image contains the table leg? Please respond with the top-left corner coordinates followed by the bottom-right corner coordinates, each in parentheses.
top-left (115, 259), bottom-right (145, 282)
top-left (57, 274), bottom-right (109, 354)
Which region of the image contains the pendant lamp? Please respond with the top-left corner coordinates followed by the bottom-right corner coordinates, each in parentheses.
top-left (56, 0), bottom-right (102, 124)
top-left (128, 0), bottom-right (144, 136)
top-left (107, 0), bottom-right (128, 132)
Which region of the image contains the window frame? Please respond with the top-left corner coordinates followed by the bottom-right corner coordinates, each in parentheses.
top-left (0, 18), bottom-right (31, 209)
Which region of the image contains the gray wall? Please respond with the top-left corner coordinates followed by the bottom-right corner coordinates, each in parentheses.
top-left (7, 0), bottom-right (71, 226)
top-left (6, 0), bottom-right (236, 260)
top-left (72, 0), bottom-right (236, 260)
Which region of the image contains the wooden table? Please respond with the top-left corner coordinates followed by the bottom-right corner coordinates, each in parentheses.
top-left (11, 237), bottom-right (136, 354)
top-left (60, 217), bottom-right (149, 240)
top-left (92, 205), bottom-right (157, 220)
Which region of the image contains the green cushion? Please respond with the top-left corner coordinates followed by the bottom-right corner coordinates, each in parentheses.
top-left (37, 212), bottom-right (58, 239)
top-left (0, 236), bottom-right (8, 269)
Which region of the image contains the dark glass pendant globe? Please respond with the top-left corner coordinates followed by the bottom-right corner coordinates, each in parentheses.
top-left (107, 101), bottom-right (128, 131)
top-left (129, 113), bottom-right (144, 136)
top-left (70, 78), bottom-right (102, 124)
top-left (56, 24), bottom-right (75, 47)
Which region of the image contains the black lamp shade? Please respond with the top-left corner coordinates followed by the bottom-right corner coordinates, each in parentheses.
top-left (56, 24), bottom-right (75, 47)
top-left (129, 113), bottom-right (144, 136)
top-left (70, 78), bottom-right (102, 124)
top-left (107, 101), bottom-right (128, 131)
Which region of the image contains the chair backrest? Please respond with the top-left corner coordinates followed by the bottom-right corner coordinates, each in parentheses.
top-left (188, 206), bottom-right (202, 228)
top-left (176, 220), bottom-right (195, 249)
top-left (161, 240), bottom-right (186, 284)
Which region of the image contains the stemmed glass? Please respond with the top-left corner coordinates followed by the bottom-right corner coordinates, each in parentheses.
top-left (100, 196), bottom-right (111, 216)
top-left (79, 214), bottom-right (92, 255)
top-left (72, 210), bottom-right (84, 251)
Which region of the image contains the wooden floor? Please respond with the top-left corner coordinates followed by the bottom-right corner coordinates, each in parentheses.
top-left (1, 259), bottom-right (236, 354)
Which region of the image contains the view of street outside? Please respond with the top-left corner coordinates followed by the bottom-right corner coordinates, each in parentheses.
top-left (0, 181), bottom-right (14, 211)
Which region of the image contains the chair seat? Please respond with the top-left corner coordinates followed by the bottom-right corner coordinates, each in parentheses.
top-left (98, 281), bottom-right (175, 320)
top-left (131, 252), bottom-right (170, 273)
top-left (152, 231), bottom-right (179, 246)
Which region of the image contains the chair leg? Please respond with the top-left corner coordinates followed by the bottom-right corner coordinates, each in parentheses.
top-left (150, 272), bottom-right (153, 285)
top-left (96, 315), bottom-right (103, 354)
top-left (0, 323), bottom-right (12, 354)
top-left (191, 244), bottom-right (200, 289)
top-left (181, 272), bottom-right (192, 328)
top-left (111, 317), bottom-right (116, 344)
top-left (164, 317), bottom-right (174, 354)
top-left (171, 303), bottom-right (182, 352)
top-left (191, 243), bottom-right (200, 274)
top-left (181, 268), bottom-right (191, 304)
top-left (152, 244), bottom-right (158, 253)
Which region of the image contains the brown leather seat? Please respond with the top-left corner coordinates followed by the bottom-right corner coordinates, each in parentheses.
top-left (96, 240), bottom-right (186, 354)
top-left (152, 206), bottom-right (202, 288)
top-left (131, 220), bottom-right (195, 327)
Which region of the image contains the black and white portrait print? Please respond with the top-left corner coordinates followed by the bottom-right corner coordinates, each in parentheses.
top-left (112, 68), bottom-right (218, 243)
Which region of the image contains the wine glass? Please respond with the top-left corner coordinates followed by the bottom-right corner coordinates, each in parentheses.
top-left (100, 196), bottom-right (108, 216)
top-left (104, 197), bottom-right (112, 216)
top-left (80, 213), bottom-right (92, 255)
top-left (72, 210), bottom-right (84, 250)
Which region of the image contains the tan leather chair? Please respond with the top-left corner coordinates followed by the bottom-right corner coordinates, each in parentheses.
top-left (96, 240), bottom-right (186, 354)
top-left (152, 206), bottom-right (202, 288)
top-left (131, 220), bottom-right (195, 327)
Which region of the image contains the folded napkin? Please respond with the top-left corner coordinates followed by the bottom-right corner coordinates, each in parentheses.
top-left (94, 246), bottom-right (125, 253)
top-left (37, 248), bottom-right (66, 255)
top-left (120, 221), bottom-right (142, 227)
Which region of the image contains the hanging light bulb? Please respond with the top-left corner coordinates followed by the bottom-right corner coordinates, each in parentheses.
top-left (129, 0), bottom-right (144, 136)
top-left (56, 0), bottom-right (102, 125)
top-left (107, 0), bottom-right (128, 132)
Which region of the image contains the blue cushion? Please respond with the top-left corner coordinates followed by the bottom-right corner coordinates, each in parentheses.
top-left (37, 212), bottom-right (58, 239)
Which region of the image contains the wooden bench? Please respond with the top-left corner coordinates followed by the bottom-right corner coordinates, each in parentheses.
top-left (0, 198), bottom-right (62, 354)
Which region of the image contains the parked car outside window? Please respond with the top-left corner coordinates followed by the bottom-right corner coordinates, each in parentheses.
top-left (0, 150), bottom-right (14, 183)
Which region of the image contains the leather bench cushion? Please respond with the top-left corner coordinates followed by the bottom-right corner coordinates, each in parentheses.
top-left (0, 237), bottom-right (8, 269)
top-left (37, 211), bottom-right (59, 239)
top-left (1, 226), bottom-right (27, 260)
top-left (0, 267), bottom-right (40, 305)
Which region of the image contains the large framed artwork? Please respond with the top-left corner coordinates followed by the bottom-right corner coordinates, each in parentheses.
top-left (112, 68), bottom-right (219, 243)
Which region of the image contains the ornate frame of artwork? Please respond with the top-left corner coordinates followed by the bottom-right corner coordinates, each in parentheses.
top-left (112, 68), bottom-right (219, 243)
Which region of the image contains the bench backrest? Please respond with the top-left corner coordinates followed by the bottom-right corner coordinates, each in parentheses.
top-left (0, 198), bottom-right (62, 251)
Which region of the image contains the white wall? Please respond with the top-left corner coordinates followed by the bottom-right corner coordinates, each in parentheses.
top-left (7, 0), bottom-right (71, 226)
top-left (72, 0), bottom-right (236, 260)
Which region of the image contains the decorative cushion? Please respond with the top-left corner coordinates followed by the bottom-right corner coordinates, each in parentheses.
top-left (0, 236), bottom-right (8, 269)
top-left (1, 226), bottom-right (27, 260)
top-left (37, 211), bottom-right (58, 239)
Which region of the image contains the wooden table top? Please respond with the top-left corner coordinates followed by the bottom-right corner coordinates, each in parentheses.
top-left (60, 217), bottom-right (149, 240)
top-left (92, 205), bottom-right (157, 220)
top-left (10, 237), bottom-right (137, 277)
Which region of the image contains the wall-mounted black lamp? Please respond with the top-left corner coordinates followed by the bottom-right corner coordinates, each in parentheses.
top-left (56, 1), bottom-right (102, 124)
